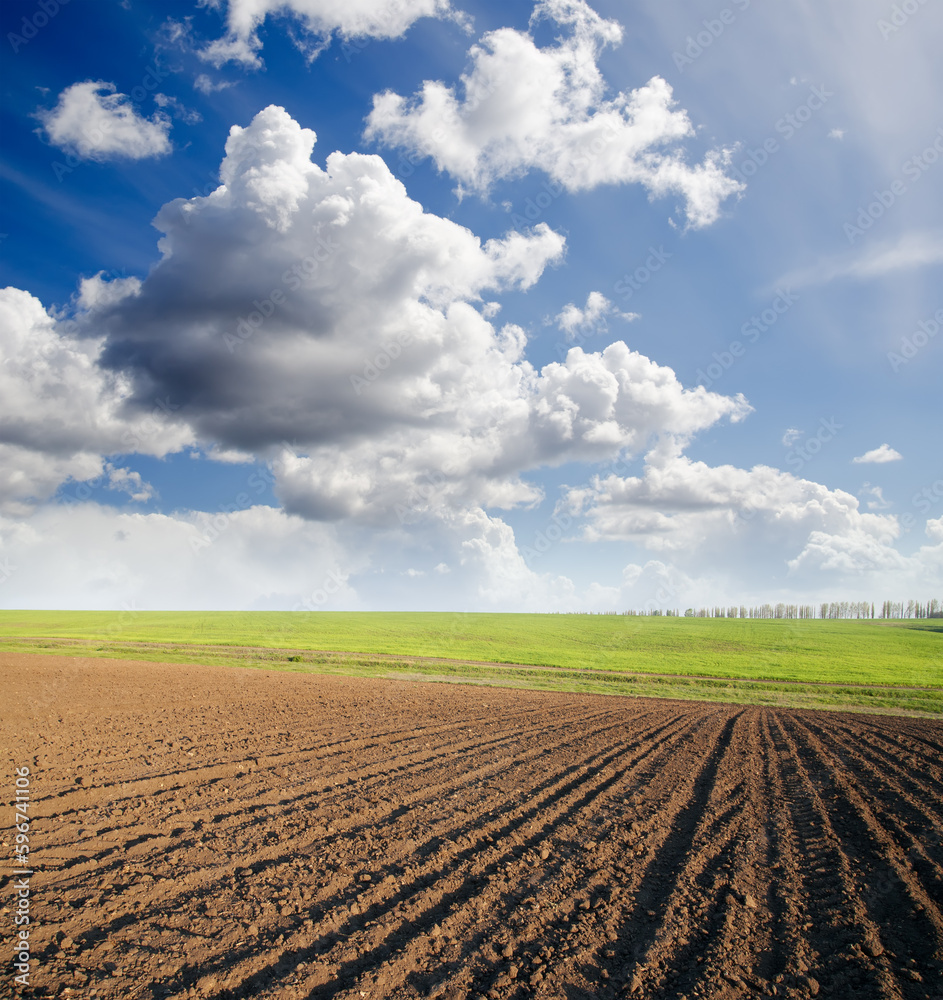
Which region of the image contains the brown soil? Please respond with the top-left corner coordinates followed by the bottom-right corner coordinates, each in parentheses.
top-left (2, 652), bottom-right (942, 1000)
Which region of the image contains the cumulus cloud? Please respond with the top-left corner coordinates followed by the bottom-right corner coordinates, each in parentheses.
top-left (3, 104), bottom-right (794, 612)
top-left (199, 0), bottom-right (461, 68)
top-left (786, 527), bottom-right (908, 575)
top-left (365, 0), bottom-right (742, 226)
top-left (562, 441), bottom-right (910, 592)
top-left (554, 291), bottom-right (637, 338)
top-left (853, 443), bottom-right (903, 464)
top-left (36, 82), bottom-right (172, 160)
top-left (0, 286), bottom-right (192, 515)
top-left (565, 443), bottom-right (884, 545)
top-left (68, 104), bottom-right (748, 526)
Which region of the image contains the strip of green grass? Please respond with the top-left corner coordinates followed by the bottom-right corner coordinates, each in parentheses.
top-left (3, 635), bottom-right (941, 717)
top-left (0, 611), bottom-right (939, 688)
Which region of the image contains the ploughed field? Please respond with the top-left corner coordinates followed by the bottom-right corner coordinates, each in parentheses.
top-left (3, 652), bottom-right (943, 1000)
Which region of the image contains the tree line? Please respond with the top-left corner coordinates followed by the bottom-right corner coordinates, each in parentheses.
top-left (607, 598), bottom-right (943, 619)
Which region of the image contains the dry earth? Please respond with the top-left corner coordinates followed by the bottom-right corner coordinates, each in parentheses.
top-left (1, 652), bottom-right (942, 1000)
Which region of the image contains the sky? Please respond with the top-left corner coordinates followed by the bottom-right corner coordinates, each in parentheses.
top-left (0, 0), bottom-right (941, 612)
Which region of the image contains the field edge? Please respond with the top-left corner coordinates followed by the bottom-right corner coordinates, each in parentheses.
top-left (3, 637), bottom-right (941, 718)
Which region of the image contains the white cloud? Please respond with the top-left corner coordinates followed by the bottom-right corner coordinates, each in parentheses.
top-left (565, 442), bottom-right (888, 547)
top-left (828, 128), bottom-right (845, 140)
top-left (364, 0), bottom-right (742, 226)
top-left (37, 82), bottom-right (172, 160)
top-left (613, 511), bottom-right (943, 608)
top-left (0, 446), bottom-right (102, 521)
top-left (77, 272), bottom-right (142, 310)
top-left (0, 103), bottom-right (758, 615)
top-left (562, 441), bottom-right (912, 581)
top-left (859, 483), bottom-right (891, 511)
top-left (551, 442), bottom-right (943, 602)
top-left (853, 444), bottom-right (903, 464)
top-left (778, 231), bottom-right (943, 289)
top-left (0, 286), bottom-right (192, 514)
top-left (787, 527), bottom-right (908, 575)
top-left (781, 427), bottom-right (802, 447)
top-left (153, 93), bottom-right (202, 125)
top-left (0, 503), bottom-right (353, 610)
top-left (198, 0), bottom-right (461, 68)
top-left (193, 73), bottom-right (236, 95)
top-left (554, 290), bottom-right (637, 338)
top-left (0, 500), bottom-right (588, 612)
top-left (65, 104), bottom-right (747, 527)
top-left (104, 464), bottom-right (156, 503)
top-left (926, 516), bottom-right (943, 545)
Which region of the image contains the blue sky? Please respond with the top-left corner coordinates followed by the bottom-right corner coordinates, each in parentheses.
top-left (0, 0), bottom-right (941, 611)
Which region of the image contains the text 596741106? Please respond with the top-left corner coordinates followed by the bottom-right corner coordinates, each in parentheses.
top-left (12, 766), bottom-right (33, 989)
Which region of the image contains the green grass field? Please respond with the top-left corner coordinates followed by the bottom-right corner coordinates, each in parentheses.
top-left (1, 611), bottom-right (940, 715)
